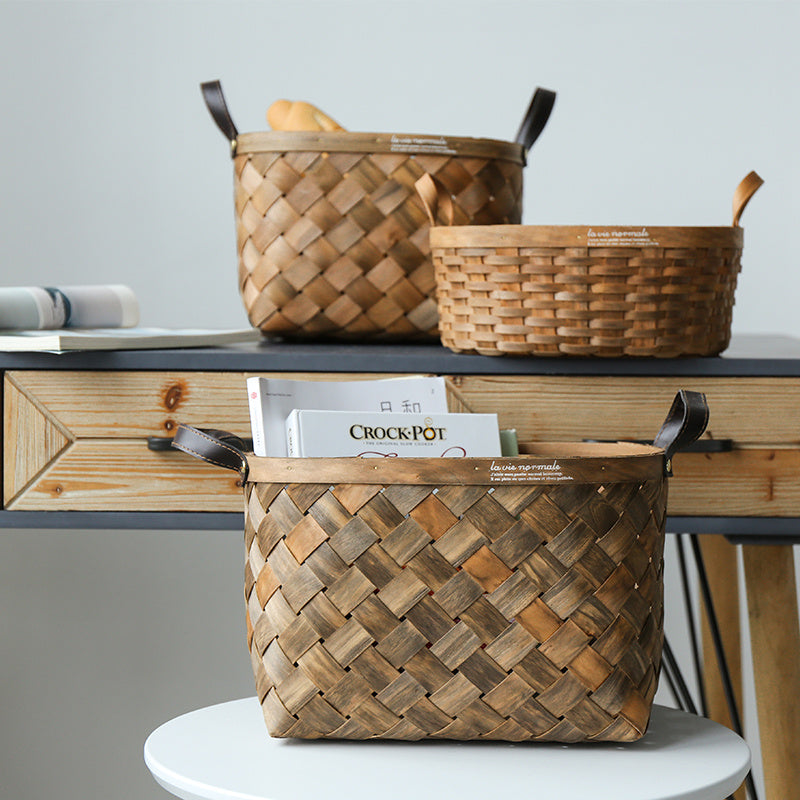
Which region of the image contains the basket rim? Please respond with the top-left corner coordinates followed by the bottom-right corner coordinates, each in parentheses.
top-left (235, 131), bottom-right (525, 164)
top-left (246, 441), bottom-right (665, 485)
top-left (429, 224), bottom-right (744, 248)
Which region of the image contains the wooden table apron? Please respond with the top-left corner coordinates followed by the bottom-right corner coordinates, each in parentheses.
top-left (2, 334), bottom-right (799, 799)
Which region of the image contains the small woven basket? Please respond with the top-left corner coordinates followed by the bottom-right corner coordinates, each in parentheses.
top-left (173, 390), bottom-right (708, 743)
top-left (418, 171), bottom-right (763, 357)
top-left (201, 81), bottom-right (555, 341)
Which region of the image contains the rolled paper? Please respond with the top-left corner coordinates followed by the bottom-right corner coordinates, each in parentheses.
top-left (0, 285), bottom-right (139, 329)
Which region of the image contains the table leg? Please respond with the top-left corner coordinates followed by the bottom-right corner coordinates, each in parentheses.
top-left (742, 544), bottom-right (800, 800)
top-left (700, 537), bottom-right (746, 800)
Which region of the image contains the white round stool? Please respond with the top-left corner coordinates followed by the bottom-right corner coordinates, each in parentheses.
top-left (144, 698), bottom-right (750, 800)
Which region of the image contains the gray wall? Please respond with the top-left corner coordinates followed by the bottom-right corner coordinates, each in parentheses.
top-left (1, 1), bottom-right (798, 798)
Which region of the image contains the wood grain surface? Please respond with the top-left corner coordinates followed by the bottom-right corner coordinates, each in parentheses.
top-left (742, 545), bottom-right (800, 800)
top-left (4, 371), bottom-right (800, 514)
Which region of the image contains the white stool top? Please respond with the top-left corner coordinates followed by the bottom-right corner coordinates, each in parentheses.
top-left (144, 698), bottom-right (750, 800)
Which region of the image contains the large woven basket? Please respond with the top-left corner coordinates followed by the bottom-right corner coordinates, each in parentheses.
top-left (201, 81), bottom-right (555, 340)
top-left (417, 171), bottom-right (763, 357)
top-left (173, 390), bottom-right (708, 742)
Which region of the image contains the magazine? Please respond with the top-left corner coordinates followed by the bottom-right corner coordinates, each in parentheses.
top-left (246, 375), bottom-right (449, 456)
top-left (0, 327), bottom-right (261, 353)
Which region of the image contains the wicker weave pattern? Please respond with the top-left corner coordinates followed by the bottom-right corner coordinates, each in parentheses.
top-left (234, 151), bottom-right (523, 339)
top-left (243, 476), bottom-right (668, 742)
top-left (431, 237), bottom-right (743, 357)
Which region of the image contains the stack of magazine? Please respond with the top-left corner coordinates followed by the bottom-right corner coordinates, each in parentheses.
top-left (0, 284), bottom-right (260, 352)
top-left (246, 376), bottom-right (513, 459)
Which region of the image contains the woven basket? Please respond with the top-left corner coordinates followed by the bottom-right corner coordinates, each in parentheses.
top-left (172, 390), bottom-right (708, 742)
top-left (201, 81), bottom-right (555, 341)
top-left (417, 171), bottom-right (763, 357)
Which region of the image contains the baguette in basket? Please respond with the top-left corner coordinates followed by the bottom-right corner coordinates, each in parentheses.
top-left (200, 80), bottom-right (555, 341)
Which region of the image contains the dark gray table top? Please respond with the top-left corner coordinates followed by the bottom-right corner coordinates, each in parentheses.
top-left (2, 333), bottom-right (800, 376)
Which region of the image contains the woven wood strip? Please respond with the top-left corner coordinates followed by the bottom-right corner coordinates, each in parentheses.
top-left (428, 225), bottom-right (743, 357)
top-left (234, 145), bottom-right (523, 340)
top-left (243, 471), bottom-right (668, 742)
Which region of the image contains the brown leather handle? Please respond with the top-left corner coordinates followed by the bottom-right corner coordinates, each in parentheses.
top-left (171, 425), bottom-right (249, 480)
top-left (414, 174), bottom-right (455, 227)
top-left (514, 87), bottom-right (556, 157)
top-left (200, 80), bottom-right (239, 157)
top-left (732, 170), bottom-right (764, 227)
top-left (149, 434), bottom-right (253, 452)
top-left (653, 390), bottom-right (710, 476)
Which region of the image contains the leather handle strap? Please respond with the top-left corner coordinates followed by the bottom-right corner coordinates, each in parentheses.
top-left (148, 434), bottom-right (254, 452)
top-left (170, 393), bottom-right (707, 481)
top-left (732, 170), bottom-right (764, 227)
top-left (653, 390), bottom-right (710, 476)
top-left (200, 80), bottom-right (239, 157)
top-left (172, 424), bottom-right (249, 481)
top-left (415, 174), bottom-right (455, 226)
top-left (514, 87), bottom-right (557, 158)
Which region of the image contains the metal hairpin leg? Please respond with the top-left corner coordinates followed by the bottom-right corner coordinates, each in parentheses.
top-left (662, 636), bottom-right (698, 715)
top-left (661, 637), bottom-right (736, 800)
top-left (688, 534), bottom-right (759, 800)
top-left (666, 535), bottom-right (739, 800)
top-left (660, 640), bottom-right (733, 800)
top-left (659, 659), bottom-right (684, 711)
top-left (675, 534), bottom-right (708, 716)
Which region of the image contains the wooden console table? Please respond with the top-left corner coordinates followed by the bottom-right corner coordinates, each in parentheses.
top-left (2, 334), bottom-right (798, 799)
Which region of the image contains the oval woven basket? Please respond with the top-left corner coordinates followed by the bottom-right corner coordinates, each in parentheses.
top-left (418, 171), bottom-right (763, 357)
top-left (172, 390), bottom-right (710, 742)
top-left (201, 82), bottom-right (556, 341)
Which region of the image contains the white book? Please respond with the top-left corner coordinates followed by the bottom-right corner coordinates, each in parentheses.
top-left (0, 327), bottom-right (260, 353)
top-left (285, 409), bottom-right (501, 458)
top-left (246, 375), bottom-right (449, 457)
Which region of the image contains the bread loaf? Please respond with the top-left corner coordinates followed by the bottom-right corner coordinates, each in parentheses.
top-left (267, 100), bottom-right (345, 132)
